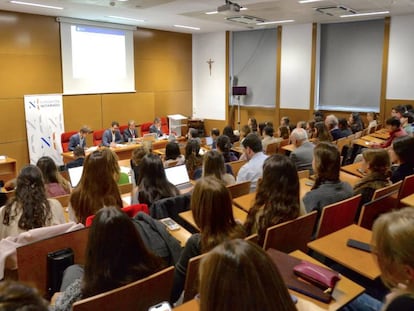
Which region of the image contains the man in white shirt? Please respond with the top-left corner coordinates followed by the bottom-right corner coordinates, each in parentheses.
top-left (237, 133), bottom-right (268, 191)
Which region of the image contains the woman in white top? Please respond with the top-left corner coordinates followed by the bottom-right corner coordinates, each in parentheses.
top-left (0, 165), bottom-right (65, 239)
top-left (366, 111), bottom-right (378, 133)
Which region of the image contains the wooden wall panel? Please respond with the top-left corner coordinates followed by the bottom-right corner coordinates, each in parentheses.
top-left (101, 93), bottom-right (155, 127)
top-left (0, 98), bottom-right (26, 142)
top-left (2, 142), bottom-right (30, 172)
top-left (154, 91), bottom-right (192, 118)
top-left (63, 95), bottom-right (102, 132)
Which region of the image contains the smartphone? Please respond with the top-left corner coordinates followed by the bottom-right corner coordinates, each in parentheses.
top-left (305, 180), bottom-right (314, 187)
top-left (148, 301), bottom-right (172, 311)
top-left (160, 217), bottom-right (180, 231)
top-left (346, 239), bottom-right (371, 253)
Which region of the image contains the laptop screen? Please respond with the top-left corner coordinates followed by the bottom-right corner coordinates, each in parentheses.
top-left (68, 166), bottom-right (83, 188)
top-left (164, 165), bottom-right (190, 186)
top-left (205, 136), bottom-right (213, 146)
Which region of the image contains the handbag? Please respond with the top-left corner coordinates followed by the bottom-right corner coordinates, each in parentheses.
top-left (47, 248), bottom-right (74, 298)
top-left (293, 261), bottom-right (340, 293)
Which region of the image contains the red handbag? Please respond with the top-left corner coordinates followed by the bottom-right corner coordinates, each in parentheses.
top-left (293, 261), bottom-right (341, 293)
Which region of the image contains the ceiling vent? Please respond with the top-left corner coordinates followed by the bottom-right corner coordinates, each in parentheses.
top-left (316, 5), bottom-right (356, 16)
top-left (226, 15), bottom-right (265, 25)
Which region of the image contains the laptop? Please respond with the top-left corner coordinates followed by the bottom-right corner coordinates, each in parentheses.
top-left (164, 164), bottom-right (193, 190)
top-left (67, 166), bottom-right (83, 188)
top-left (205, 136), bottom-right (213, 146)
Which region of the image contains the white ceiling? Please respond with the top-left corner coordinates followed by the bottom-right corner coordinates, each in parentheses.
top-left (0, 0), bottom-right (414, 33)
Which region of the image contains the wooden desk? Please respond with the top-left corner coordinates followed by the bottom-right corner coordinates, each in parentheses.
top-left (167, 226), bottom-right (192, 247)
top-left (173, 299), bottom-right (199, 310)
top-left (307, 224), bottom-right (380, 280)
top-left (400, 193), bottom-right (414, 207)
top-left (361, 135), bottom-right (385, 143)
top-left (289, 250), bottom-right (365, 311)
top-left (282, 143), bottom-right (296, 153)
top-left (0, 157), bottom-right (17, 182)
top-left (341, 162), bottom-right (366, 178)
top-left (232, 192), bottom-right (255, 212)
top-left (352, 138), bottom-right (373, 148)
top-left (179, 207), bottom-right (247, 230)
top-left (370, 131), bottom-right (389, 140)
top-left (231, 146), bottom-right (244, 154)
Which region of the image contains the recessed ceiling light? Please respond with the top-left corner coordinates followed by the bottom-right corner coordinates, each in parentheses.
top-left (10, 0), bottom-right (63, 10)
top-left (205, 11), bottom-right (218, 15)
top-left (256, 19), bottom-right (295, 25)
top-left (298, 0), bottom-right (323, 3)
top-left (174, 24), bottom-right (200, 30)
top-left (107, 15), bottom-right (145, 22)
top-left (340, 11), bottom-right (389, 18)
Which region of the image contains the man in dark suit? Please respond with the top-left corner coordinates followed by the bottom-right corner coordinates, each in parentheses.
top-left (325, 114), bottom-right (346, 141)
top-left (149, 117), bottom-right (163, 137)
top-left (68, 126), bottom-right (91, 151)
top-left (102, 121), bottom-right (123, 147)
top-left (123, 120), bottom-right (138, 142)
top-left (290, 128), bottom-right (315, 173)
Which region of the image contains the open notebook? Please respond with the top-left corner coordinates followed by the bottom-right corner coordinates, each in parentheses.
top-left (164, 164), bottom-right (192, 190)
top-left (67, 166), bottom-right (83, 188)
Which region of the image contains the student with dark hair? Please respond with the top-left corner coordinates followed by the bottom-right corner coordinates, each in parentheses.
top-left (248, 117), bottom-right (258, 134)
top-left (314, 121), bottom-right (333, 142)
top-left (0, 165), bottom-right (65, 239)
top-left (36, 156), bottom-right (71, 197)
top-left (164, 141), bottom-right (185, 167)
top-left (280, 116), bottom-right (290, 128)
top-left (349, 112), bottom-right (364, 133)
top-left (65, 146), bottom-right (85, 169)
top-left (390, 136), bottom-right (414, 183)
top-left (239, 125), bottom-right (251, 144)
top-left (0, 281), bottom-right (48, 311)
top-left (69, 148), bottom-right (123, 224)
top-left (236, 133), bottom-right (268, 191)
top-left (216, 135), bottom-right (238, 162)
top-left (137, 153), bottom-right (179, 206)
top-left (223, 125), bottom-right (238, 144)
top-left (338, 118), bottom-right (353, 137)
top-left (366, 112), bottom-right (378, 132)
top-left (371, 117), bottom-right (407, 149)
top-left (198, 239), bottom-right (296, 311)
top-left (210, 128), bottom-right (220, 149)
top-left (52, 207), bottom-right (163, 311)
top-left (261, 126), bottom-right (279, 152)
top-left (130, 146), bottom-right (148, 186)
top-left (171, 177), bottom-right (245, 303)
top-left (313, 110), bottom-right (324, 122)
top-left (185, 139), bottom-right (203, 179)
top-left (401, 111), bottom-right (413, 135)
top-left (303, 142), bottom-right (353, 218)
top-left (201, 150), bottom-right (235, 185)
top-left (353, 149), bottom-right (391, 215)
top-left (391, 105), bottom-right (406, 119)
top-left (277, 126), bottom-right (290, 140)
top-left (244, 155), bottom-right (300, 245)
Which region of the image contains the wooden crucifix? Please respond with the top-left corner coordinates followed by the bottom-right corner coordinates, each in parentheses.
top-left (206, 58), bottom-right (214, 76)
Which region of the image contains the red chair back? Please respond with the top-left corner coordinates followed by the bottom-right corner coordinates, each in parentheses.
top-left (93, 129), bottom-right (104, 146)
top-left (161, 117), bottom-right (169, 134)
top-left (140, 122), bottom-right (152, 136)
top-left (119, 125), bottom-right (128, 137)
top-left (61, 131), bottom-right (77, 152)
top-left (85, 204), bottom-right (149, 227)
top-left (315, 194), bottom-right (361, 239)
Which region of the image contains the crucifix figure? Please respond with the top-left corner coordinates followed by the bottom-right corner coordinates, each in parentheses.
top-left (206, 58), bottom-right (214, 76)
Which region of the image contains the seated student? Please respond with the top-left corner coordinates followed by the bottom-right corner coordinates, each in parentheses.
top-left (277, 126), bottom-right (290, 140)
top-left (289, 128), bottom-right (315, 173)
top-left (338, 117), bottom-right (353, 137)
top-left (36, 156), bottom-right (71, 197)
top-left (244, 155), bottom-right (301, 245)
top-left (65, 146), bottom-right (85, 169)
top-left (136, 153), bottom-right (179, 206)
top-left (149, 117), bottom-right (163, 137)
top-left (198, 150), bottom-right (235, 185)
top-left (130, 146), bottom-right (148, 186)
top-left (348, 112), bottom-right (364, 134)
top-left (216, 135), bottom-right (238, 162)
top-left (314, 121), bottom-right (333, 142)
top-left (366, 111), bottom-right (378, 133)
top-left (185, 139), bottom-right (203, 179)
top-left (198, 239), bottom-right (297, 311)
top-left (371, 117), bottom-right (407, 149)
top-left (401, 111), bottom-right (413, 136)
top-left (51, 207), bottom-right (163, 311)
top-left (222, 125), bottom-right (239, 144)
top-left (171, 177), bottom-right (245, 303)
top-left (261, 126), bottom-right (279, 152)
top-left (389, 136), bottom-right (414, 183)
top-left (239, 125), bottom-right (251, 145)
top-left (210, 128), bottom-right (220, 149)
top-left (236, 133), bottom-right (268, 191)
top-left (391, 105), bottom-right (406, 120)
top-left (306, 120), bottom-right (316, 139)
top-left (102, 121), bottom-right (123, 147)
top-left (187, 128), bottom-right (201, 145)
top-left (303, 142), bottom-right (353, 218)
top-left (68, 126), bottom-right (91, 151)
top-left (0, 165), bottom-right (65, 239)
top-left (163, 141), bottom-right (185, 168)
top-left (248, 117), bottom-right (258, 134)
top-left (0, 281), bottom-right (48, 310)
top-left (69, 148), bottom-right (123, 224)
top-left (353, 149), bottom-right (391, 215)
top-left (372, 208), bottom-right (414, 311)
top-left (123, 119), bottom-right (138, 142)
top-left (325, 114), bottom-right (346, 141)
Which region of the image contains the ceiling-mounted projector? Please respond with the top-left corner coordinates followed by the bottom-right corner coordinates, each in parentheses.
top-left (217, 1), bottom-right (241, 13)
